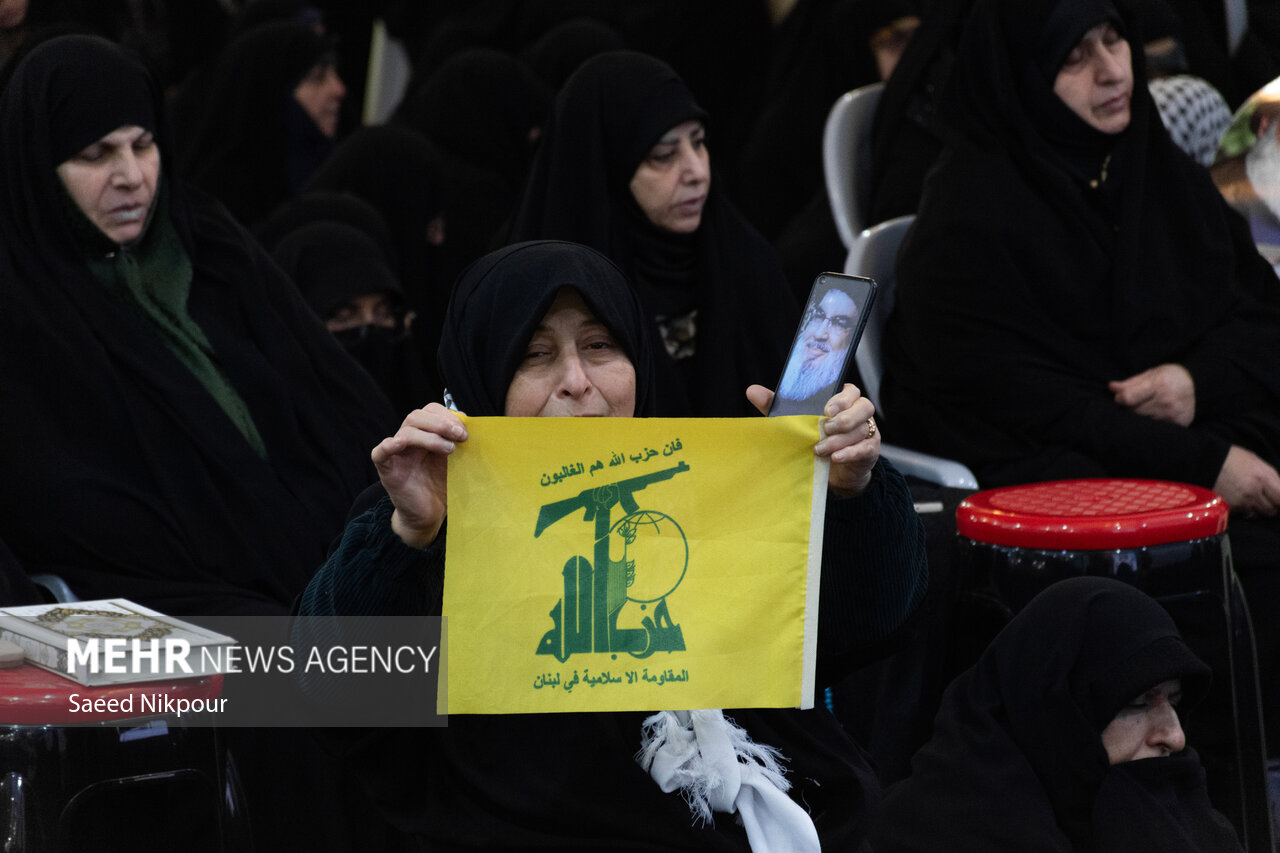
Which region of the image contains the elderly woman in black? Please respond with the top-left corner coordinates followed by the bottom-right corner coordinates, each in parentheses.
top-left (881, 0), bottom-right (1280, 754)
top-left (883, 0), bottom-right (1280, 506)
top-left (0, 33), bottom-right (395, 852)
top-left (297, 239), bottom-right (928, 850)
top-left (508, 51), bottom-right (800, 417)
top-left (0, 34), bottom-right (391, 618)
top-left (869, 577), bottom-right (1242, 851)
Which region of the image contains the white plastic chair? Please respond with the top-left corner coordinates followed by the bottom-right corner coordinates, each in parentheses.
top-left (823, 82), bottom-right (884, 250)
top-left (849, 215), bottom-right (912, 415)
top-left (1225, 0), bottom-right (1248, 57)
top-left (845, 215), bottom-right (979, 490)
top-left (28, 572), bottom-right (78, 602)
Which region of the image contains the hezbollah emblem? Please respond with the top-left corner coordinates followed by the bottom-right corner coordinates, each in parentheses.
top-left (534, 462), bottom-right (690, 662)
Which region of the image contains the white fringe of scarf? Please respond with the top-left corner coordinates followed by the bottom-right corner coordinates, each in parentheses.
top-left (636, 709), bottom-right (821, 852)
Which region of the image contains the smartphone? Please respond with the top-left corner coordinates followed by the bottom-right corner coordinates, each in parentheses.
top-left (767, 272), bottom-right (877, 417)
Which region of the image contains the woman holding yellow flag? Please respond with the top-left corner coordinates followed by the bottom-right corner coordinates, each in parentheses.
top-left (297, 239), bottom-right (928, 851)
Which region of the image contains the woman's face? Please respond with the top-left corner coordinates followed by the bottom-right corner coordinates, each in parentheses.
top-left (56, 125), bottom-right (160, 245)
top-left (1099, 678), bottom-right (1186, 764)
top-left (504, 287), bottom-right (636, 417)
top-left (0, 0), bottom-right (27, 29)
top-left (326, 292), bottom-right (398, 332)
top-left (294, 63), bottom-right (346, 138)
top-left (1053, 22), bottom-right (1133, 134)
top-left (870, 15), bottom-right (921, 81)
top-left (628, 120), bottom-right (710, 234)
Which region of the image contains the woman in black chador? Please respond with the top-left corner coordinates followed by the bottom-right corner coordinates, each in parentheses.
top-left (883, 0), bottom-right (1280, 505)
top-left (508, 51), bottom-right (800, 417)
top-left (295, 239), bottom-right (929, 850)
top-left (178, 20), bottom-right (346, 228)
top-left (0, 35), bottom-right (392, 618)
top-left (0, 32), bottom-right (398, 853)
top-left (870, 577), bottom-right (1242, 851)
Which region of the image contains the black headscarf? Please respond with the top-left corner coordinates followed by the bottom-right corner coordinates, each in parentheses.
top-left (253, 189), bottom-right (399, 269)
top-left (728, 0), bottom-right (885, 243)
top-left (437, 240), bottom-right (655, 418)
top-left (303, 124), bottom-right (445, 308)
top-left (939, 0), bottom-right (1131, 193)
top-left (866, 0), bottom-right (978, 224)
top-left (508, 50), bottom-right (799, 417)
top-left (870, 577), bottom-right (1240, 852)
top-left (520, 16), bottom-right (628, 92)
top-left (0, 35), bottom-right (393, 617)
top-left (272, 221), bottom-right (433, 415)
top-left (395, 47), bottom-right (550, 193)
top-left (229, 0), bottom-right (324, 38)
top-left (302, 124), bottom-right (451, 396)
top-left (180, 21), bottom-right (337, 227)
top-left (271, 221), bottom-right (403, 320)
top-left (883, 0), bottom-right (1280, 488)
top-left (1126, 0), bottom-right (1188, 76)
top-left (391, 48), bottom-right (548, 292)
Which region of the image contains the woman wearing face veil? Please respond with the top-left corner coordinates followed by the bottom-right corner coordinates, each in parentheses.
top-left (869, 577), bottom-right (1242, 851)
top-left (272, 220), bottom-right (433, 415)
top-left (0, 35), bottom-right (392, 618)
top-left (507, 51), bottom-right (801, 417)
top-left (295, 240), bottom-right (928, 850)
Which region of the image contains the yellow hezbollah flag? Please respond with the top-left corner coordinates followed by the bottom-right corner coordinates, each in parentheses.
top-left (442, 416), bottom-right (828, 715)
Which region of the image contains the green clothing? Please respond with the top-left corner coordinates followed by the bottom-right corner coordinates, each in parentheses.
top-left (78, 186), bottom-right (267, 458)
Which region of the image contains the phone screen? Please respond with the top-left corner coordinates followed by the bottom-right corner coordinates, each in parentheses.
top-left (767, 272), bottom-right (877, 417)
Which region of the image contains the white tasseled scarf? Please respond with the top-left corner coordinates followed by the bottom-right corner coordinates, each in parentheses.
top-left (636, 709), bottom-right (821, 852)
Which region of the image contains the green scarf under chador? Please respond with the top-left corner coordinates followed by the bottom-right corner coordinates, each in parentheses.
top-left (77, 182), bottom-right (268, 459)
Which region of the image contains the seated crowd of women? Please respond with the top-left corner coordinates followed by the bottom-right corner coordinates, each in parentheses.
top-left (0, 0), bottom-right (1274, 849)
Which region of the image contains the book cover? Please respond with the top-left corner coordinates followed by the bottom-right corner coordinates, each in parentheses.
top-left (0, 599), bottom-right (236, 686)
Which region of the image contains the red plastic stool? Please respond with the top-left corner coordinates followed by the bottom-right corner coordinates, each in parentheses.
top-left (957, 479), bottom-right (1227, 608)
top-left (956, 478), bottom-right (1271, 852)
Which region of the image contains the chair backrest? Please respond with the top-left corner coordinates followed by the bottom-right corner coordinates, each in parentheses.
top-left (845, 214), bottom-right (914, 415)
top-left (823, 82), bottom-right (885, 250)
top-left (28, 572), bottom-right (78, 602)
top-left (842, 213), bottom-right (978, 490)
top-left (1225, 0), bottom-right (1248, 56)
